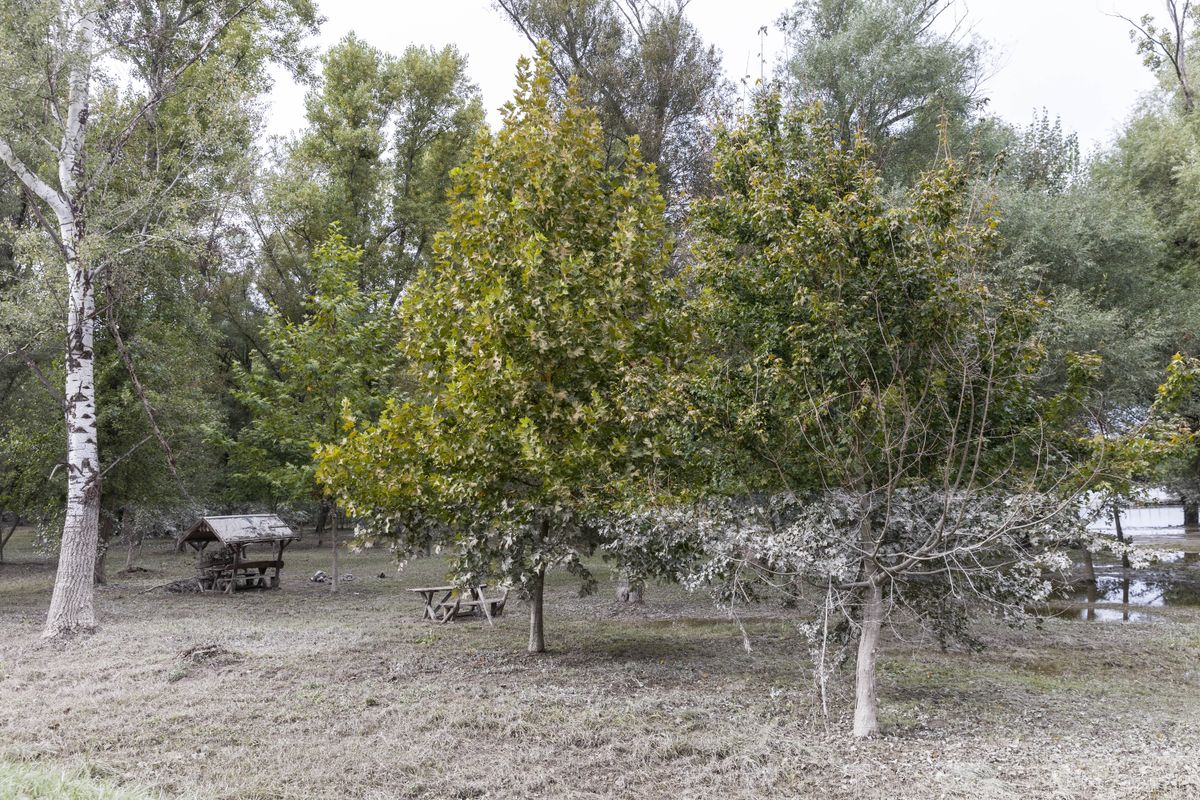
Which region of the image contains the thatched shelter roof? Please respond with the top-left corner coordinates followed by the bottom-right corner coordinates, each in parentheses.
top-left (179, 514), bottom-right (299, 548)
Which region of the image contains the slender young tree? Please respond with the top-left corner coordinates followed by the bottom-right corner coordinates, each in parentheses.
top-left (317, 48), bottom-right (679, 653)
top-left (661, 96), bottom-right (1087, 737)
top-left (1123, 1), bottom-right (1197, 114)
top-left (232, 231), bottom-right (403, 576)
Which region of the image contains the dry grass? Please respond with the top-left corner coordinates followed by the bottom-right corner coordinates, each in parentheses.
top-left (1, 527), bottom-right (1199, 800)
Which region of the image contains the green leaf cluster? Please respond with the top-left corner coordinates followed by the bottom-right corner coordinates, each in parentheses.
top-left (317, 47), bottom-right (680, 588)
top-left (231, 230), bottom-right (403, 507)
top-left (680, 93), bottom-right (1047, 499)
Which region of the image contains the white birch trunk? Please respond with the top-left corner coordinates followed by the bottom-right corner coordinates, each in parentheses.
top-left (0, 5), bottom-right (101, 637)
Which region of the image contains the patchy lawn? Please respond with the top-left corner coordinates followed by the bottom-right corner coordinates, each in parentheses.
top-left (1, 528), bottom-right (1198, 800)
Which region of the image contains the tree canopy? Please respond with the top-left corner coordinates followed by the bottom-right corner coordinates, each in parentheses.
top-left (317, 49), bottom-right (680, 653)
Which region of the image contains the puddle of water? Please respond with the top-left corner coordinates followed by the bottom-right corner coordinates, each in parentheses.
top-left (1072, 577), bottom-right (1167, 606)
top-left (1074, 607), bottom-right (1156, 623)
top-left (1062, 505), bottom-right (1200, 621)
top-left (1045, 578), bottom-right (1162, 622)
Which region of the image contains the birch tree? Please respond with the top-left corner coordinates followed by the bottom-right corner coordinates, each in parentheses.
top-left (0, 1), bottom-right (104, 636)
top-left (0, 0), bottom-right (316, 637)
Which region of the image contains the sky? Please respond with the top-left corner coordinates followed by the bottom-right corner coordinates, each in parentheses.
top-left (265, 0), bottom-right (1166, 151)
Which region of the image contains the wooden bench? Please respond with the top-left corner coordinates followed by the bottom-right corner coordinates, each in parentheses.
top-left (437, 592), bottom-right (508, 621)
top-left (203, 558), bottom-right (285, 592)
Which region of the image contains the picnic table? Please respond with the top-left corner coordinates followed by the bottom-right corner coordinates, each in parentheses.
top-left (201, 558), bottom-right (284, 592)
top-left (408, 585), bottom-right (508, 624)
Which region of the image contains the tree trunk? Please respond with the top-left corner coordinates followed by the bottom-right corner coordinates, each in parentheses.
top-left (46, 250), bottom-right (101, 635)
top-left (122, 507), bottom-right (142, 572)
top-left (0, 9), bottom-right (101, 638)
top-left (615, 571), bottom-right (643, 603)
top-left (853, 577), bottom-right (883, 738)
top-left (0, 514), bottom-right (17, 563)
top-left (1081, 546), bottom-right (1099, 619)
top-left (528, 565), bottom-right (546, 654)
top-left (1120, 573), bottom-right (1131, 621)
top-left (330, 520), bottom-right (339, 594)
top-left (1113, 504), bottom-right (1131, 571)
top-left (1184, 499), bottom-right (1198, 528)
top-left (94, 508), bottom-right (123, 586)
top-left (314, 500), bottom-right (330, 547)
top-left (93, 537), bottom-right (108, 586)
top-left (1081, 547), bottom-right (1096, 584)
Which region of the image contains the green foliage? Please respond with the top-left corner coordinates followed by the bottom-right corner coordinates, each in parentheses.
top-left (1098, 104), bottom-right (1200, 301)
top-left (680, 93), bottom-right (1046, 497)
top-left (1005, 110), bottom-right (1080, 194)
top-left (0, 1), bottom-right (317, 526)
top-left (634, 93), bottom-right (1090, 667)
top-left (781, 0), bottom-right (990, 183)
top-left (1083, 34), bottom-right (1200, 503)
top-left (317, 49), bottom-right (679, 595)
top-left (496, 0), bottom-right (728, 205)
top-left (232, 231), bottom-right (402, 508)
top-left (256, 35), bottom-right (484, 317)
top-left (1070, 354), bottom-right (1200, 516)
top-left (991, 114), bottom-right (1177, 410)
top-left (1124, 4), bottom-right (1198, 113)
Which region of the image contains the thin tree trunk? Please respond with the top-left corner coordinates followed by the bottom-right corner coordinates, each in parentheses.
top-left (314, 501), bottom-right (330, 547)
top-left (853, 576), bottom-right (883, 738)
top-left (0, 515), bottom-right (17, 563)
top-left (330, 520), bottom-right (339, 594)
top-left (1184, 499), bottom-right (1198, 528)
top-left (528, 565), bottom-right (546, 654)
top-left (1081, 547), bottom-right (1096, 584)
top-left (93, 538), bottom-right (108, 586)
top-left (94, 512), bottom-right (110, 586)
top-left (1113, 504), bottom-right (1131, 571)
top-left (1082, 543), bottom-right (1098, 618)
top-left (122, 507), bottom-right (142, 572)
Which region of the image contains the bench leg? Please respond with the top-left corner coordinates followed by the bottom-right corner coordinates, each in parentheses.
top-left (439, 598), bottom-right (460, 624)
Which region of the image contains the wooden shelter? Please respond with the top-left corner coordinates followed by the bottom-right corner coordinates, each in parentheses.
top-left (178, 514), bottom-right (299, 593)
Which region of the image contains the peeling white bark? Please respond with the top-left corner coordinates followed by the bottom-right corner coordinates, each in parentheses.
top-left (0, 5), bottom-right (101, 638)
top-left (46, 248), bottom-right (101, 636)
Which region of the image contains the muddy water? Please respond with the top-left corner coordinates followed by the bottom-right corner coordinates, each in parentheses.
top-left (1057, 505), bottom-right (1200, 622)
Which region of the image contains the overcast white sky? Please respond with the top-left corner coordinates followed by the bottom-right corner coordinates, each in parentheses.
top-left (265, 0), bottom-right (1165, 150)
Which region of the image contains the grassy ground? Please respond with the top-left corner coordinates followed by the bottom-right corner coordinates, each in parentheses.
top-left (1, 527), bottom-right (1199, 800)
top-left (0, 762), bottom-right (160, 799)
